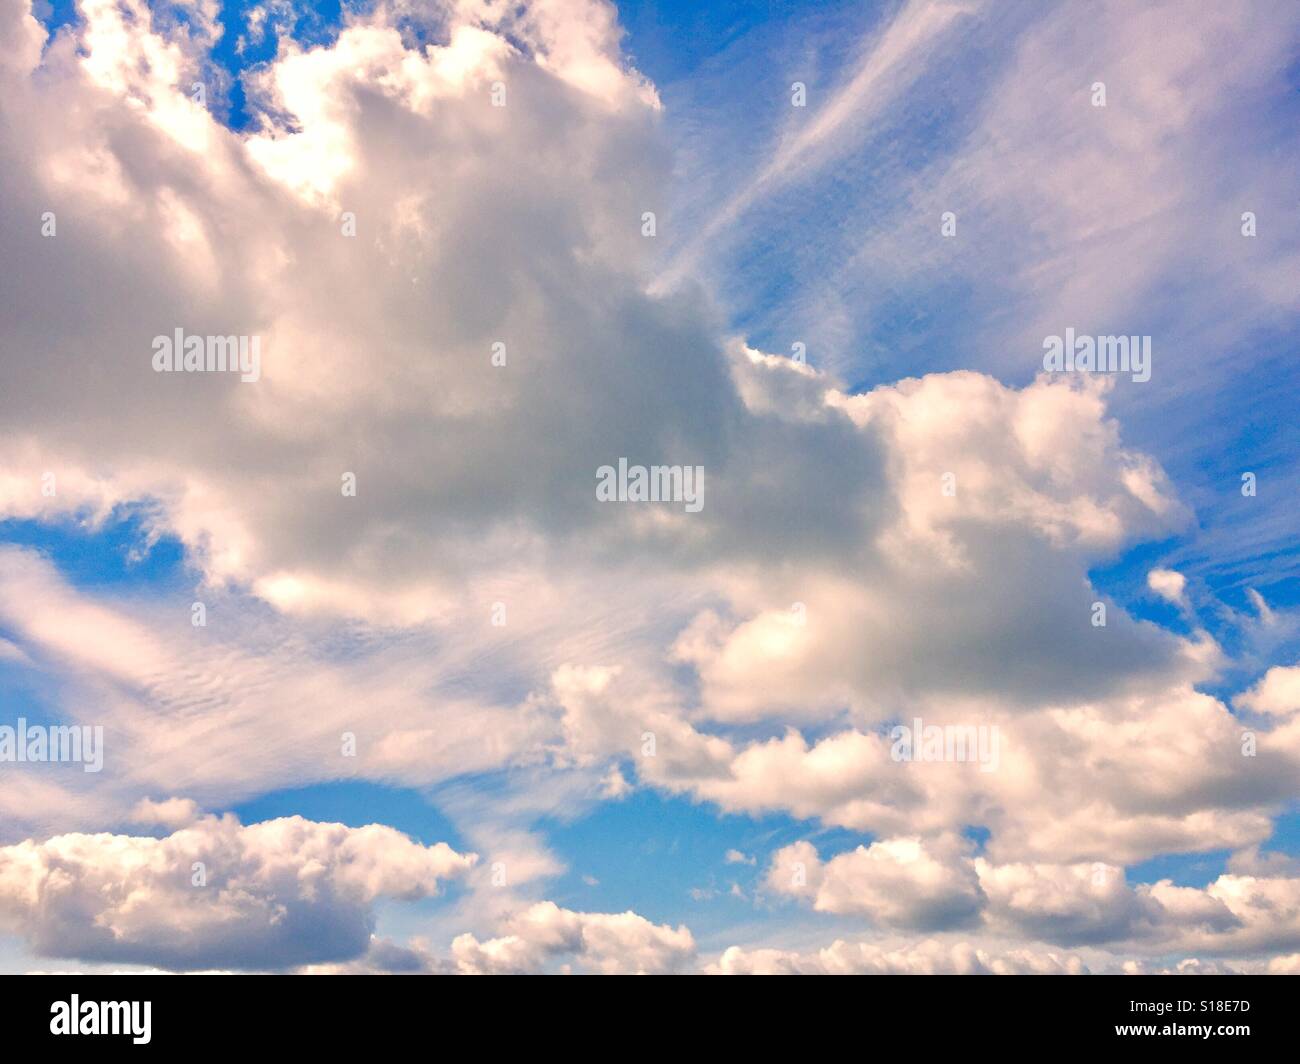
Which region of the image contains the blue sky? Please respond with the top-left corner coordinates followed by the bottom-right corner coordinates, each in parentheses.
top-left (1, 0), bottom-right (1298, 974)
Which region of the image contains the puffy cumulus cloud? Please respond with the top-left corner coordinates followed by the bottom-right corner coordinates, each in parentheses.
top-left (453, 0), bottom-right (659, 110)
top-left (547, 662), bottom-right (731, 781)
top-left (1235, 665), bottom-right (1300, 718)
top-left (763, 838), bottom-right (1300, 956)
top-left (559, 669), bottom-right (1297, 866)
top-left (1147, 568), bottom-right (1187, 606)
top-left (1178, 874), bottom-right (1300, 956)
top-left (672, 370), bottom-right (1196, 724)
top-left (710, 939), bottom-right (1089, 976)
top-left (1227, 846), bottom-right (1300, 878)
top-left (450, 900), bottom-right (695, 974)
top-left (129, 797), bottom-right (202, 829)
top-left (712, 940), bottom-right (1300, 976)
top-left (672, 728), bottom-right (923, 830)
top-left (1118, 957), bottom-right (1282, 976)
top-left (316, 931), bottom-right (1300, 975)
top-left (833, 372), bottom-right (1182, 556)
top-left (0, 0), bottom-right (884, 627)
top-left (0, 813), bottom-right (476, 969)
top-left (984, 686), bottom-right (1293, 865)
top-left (302, 900), bottom-right (697, 976)
top-left (765, 838), bottom-right (983, 931)
top-left (976, 860), bottom-right (1182, 947)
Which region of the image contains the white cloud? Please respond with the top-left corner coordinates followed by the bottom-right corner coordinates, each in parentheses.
top-left (1147, 568), bottom-right (1187, 606)
top-left (0, 813), bottom-right (476, 969)
top-left (451, 900), bottom-right (695, 974)
top-left (711, 939), bottom-right (1088, 976)
top-left (766, 837), bottom-right (983, 931)
top-left (762, 838), bottom-right (1300, 955)
top-left (1235, 665), bottom-right (1300, 718)
top-left (129, 797), bottom-right (202, 829)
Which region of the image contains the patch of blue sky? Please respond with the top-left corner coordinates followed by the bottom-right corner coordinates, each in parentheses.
top-left (0, 512), bottom-right (190, 731)
top-left (616, 0), bottom-right (845, 87)
top-left (0, 511), bottom-right (188, 593)
top-left (1129, 807), bottom-right (1300, 887)
top-left (229, 779), bottom-right (467, 850)
top-left (537, 788), bottom-right (864, 923)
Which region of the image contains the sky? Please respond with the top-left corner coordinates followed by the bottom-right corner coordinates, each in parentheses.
top-left (0, 0), bottom-right (1298, 974)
